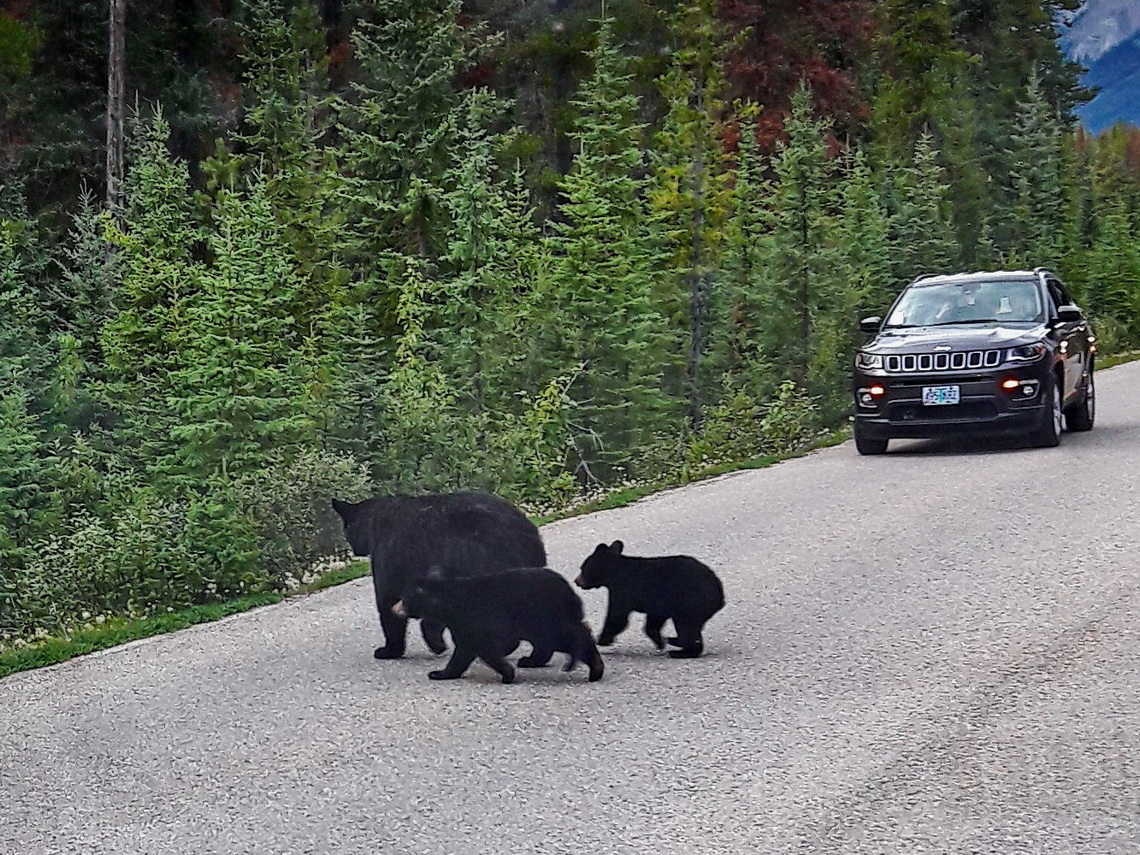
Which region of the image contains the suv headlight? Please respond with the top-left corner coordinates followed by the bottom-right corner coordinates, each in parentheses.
top-left (1008, 342), bottom-right (1046, 363)
top-left (855, 352), bottom-right (884, 370)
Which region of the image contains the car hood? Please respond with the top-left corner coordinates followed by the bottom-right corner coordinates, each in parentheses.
top-left (867, 324), bottom-right (1046, 353)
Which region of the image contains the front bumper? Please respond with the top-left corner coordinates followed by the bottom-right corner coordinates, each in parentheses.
top-left (852, 364), bottom-right (1051, 440)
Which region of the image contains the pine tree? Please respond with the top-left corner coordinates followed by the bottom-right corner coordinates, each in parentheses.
top-left (101, 111), bottom-right (204, 468)
top-left (162, 175), bottom-right (314, 480)
top-left (337, 0), bottom-right (493, 262)
top-left (229, 0), bottom-right (348, 322)
top-left (548, 16), bottom-right (668, 476)
top-left (647, 0), bottom-right (734, 428)
top-left (1006, 71), bottom-right (1065, 267)
top-left (721, 109), bottom-right (770, 387)
top-left (894, 130), bottom-right (959, 279)
top-left (759, 85), bottom-right (834, 389)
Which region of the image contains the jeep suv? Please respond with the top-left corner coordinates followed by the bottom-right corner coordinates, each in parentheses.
top-left (852, 269), bottom-right (1096, 455)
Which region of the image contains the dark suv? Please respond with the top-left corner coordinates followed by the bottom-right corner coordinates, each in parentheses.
top-left (852, 269), bottom-right (1096, 455)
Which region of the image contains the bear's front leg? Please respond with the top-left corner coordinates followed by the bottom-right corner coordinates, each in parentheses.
top-left (374, 590), bottom-right (408, 659)
top-left (428, 645), bottom-right (477, 680)
top-left (597, 605), bottom-right (630, 647)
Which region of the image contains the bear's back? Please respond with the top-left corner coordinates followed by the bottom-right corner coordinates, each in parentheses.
top-left (366, 493), bottom-right (547, 584)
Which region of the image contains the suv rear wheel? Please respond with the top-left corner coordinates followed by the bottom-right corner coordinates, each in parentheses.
top-left (1030, 374), bottom-right (1062, 448)
top-left (1065, 366), bottom-right (1095, 432)
top-left (854, 421), bottom-right (889, 455)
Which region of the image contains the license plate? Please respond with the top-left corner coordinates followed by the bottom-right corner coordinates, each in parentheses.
top-left (922, 385), bottom-right (960, 406)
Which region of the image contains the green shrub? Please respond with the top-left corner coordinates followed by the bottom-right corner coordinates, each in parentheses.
top-left (232, 449), bottom-right (372, 587)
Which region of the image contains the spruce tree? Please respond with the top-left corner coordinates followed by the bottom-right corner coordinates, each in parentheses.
top-left (231, 0), bottom-right (347, 321)
top-left (548, 16), bottom-right (667, 476)
top-left (1082, 201), bottom-right (1140, 348)
top-left (101, 112), bottom-right (204, 469)
top-left (1007, 71), bottom-right (1064, 267)
top-left (759, 85), bottom-right (834, 390)
top-left (337, 0), bottom-right (492, 263)
top-left (836, 149), bottom-right (894, 317)
top-left (721, 109), bottom-right (770, 388)
top-left (894, 130), bottom-right (959, 278)
top-left (163, 175), bottom-right (314, 480)
top-left (647, 0), bottom-right (734, 429)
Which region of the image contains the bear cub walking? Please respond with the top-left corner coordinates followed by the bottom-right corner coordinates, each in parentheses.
top-left (575, 541), bottom-right (724, 658)
top-left (393, 567), bottom-right (605, 684)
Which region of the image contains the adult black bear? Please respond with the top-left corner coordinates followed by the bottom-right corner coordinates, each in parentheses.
top-left (331, 493), bottom-right (547, 660)
top-left (575, 540), bottom-right (724, 658)
top-left (393, 567), bottom-right (604, 684)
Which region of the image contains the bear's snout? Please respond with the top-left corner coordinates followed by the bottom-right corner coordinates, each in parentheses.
top-left (574, 575), bottom-right (585, 588)
top-left (392, 600), bottom-right (407, 618)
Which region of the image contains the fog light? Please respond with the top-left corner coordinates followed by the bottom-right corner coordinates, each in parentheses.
top-left (869, 385), bottom-right (885, 397)
top-left (1001, 378), bottom-right (1020, 390)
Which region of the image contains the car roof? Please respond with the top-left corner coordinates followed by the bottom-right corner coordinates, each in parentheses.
top-left (910, 270), bottom-right (1044, 286)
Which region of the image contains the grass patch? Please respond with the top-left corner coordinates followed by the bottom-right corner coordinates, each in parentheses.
top-left (1099, 349), bottom-right (1140, 371)
top-left (0, 563), bottom-right (372, 679)
top-left (533, 427), bottom-right (849, 525)
top-left (0, 428), bottom-right (848, 679)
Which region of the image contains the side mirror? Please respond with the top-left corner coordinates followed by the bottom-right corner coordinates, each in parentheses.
top-left (1056, 305), bottom-right (1083, 323)
top-left (859, 316), bottom-right (882, 334)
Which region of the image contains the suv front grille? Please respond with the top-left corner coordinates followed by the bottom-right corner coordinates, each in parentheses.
top-left (884, 349), bottom-right (1004, 374)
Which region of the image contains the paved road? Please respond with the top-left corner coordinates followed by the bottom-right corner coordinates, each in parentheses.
top-left (4, 363), bottom-right (1140, 855)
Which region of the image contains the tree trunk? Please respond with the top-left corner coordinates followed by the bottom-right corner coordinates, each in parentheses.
top-left (106, 0), bottom-right (127, 217)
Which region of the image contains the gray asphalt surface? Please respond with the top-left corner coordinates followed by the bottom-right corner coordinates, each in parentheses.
top-left (4, 362), bottom-right (1140, 855)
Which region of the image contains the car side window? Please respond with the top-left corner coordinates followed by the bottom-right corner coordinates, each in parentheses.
top-left (1045, 279), bottom-right (1066, 316)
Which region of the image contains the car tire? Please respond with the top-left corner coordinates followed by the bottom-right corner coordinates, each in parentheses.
top-left (1031, 374), bottom-right (1062, 448)
top-left (854, 421), bottom-right (889, 455)
top-left (1065, 366), bottom-right (1095, 432)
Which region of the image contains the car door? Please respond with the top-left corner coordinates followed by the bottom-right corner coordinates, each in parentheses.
top-left (1045, 277), bottom-right (1087, 403)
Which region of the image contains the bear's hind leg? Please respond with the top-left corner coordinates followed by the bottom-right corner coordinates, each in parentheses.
top-left (666, 617), bottom-right (704, 659)
top-left (571, 623), bottom-right (604, 681)
top-left (480, 653), bottom-right (516, 684)
top-left (429, 645), bottom-right (477, 680)
top-left (519, 645), bottom-right (554, 668)
top-left (644, 614), bottom-right (667, 650)
top-left (420, 619), bottom-right (448, 655)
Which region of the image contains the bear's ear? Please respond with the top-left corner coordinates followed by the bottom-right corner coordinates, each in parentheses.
top-left (610, 540), bottom-right (624, 555)
top-left (331, 498), bottom-right (353, 521)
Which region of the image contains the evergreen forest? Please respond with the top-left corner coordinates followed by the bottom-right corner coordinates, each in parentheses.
top-left (2, 0), bottom-right (1139, 641)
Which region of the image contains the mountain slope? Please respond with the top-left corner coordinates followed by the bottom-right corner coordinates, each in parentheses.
top-left (1061, 0), bottom-right (1140, 131)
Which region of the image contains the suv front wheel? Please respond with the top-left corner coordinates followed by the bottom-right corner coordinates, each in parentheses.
top-left (1065, 367), bottom-right (1095, 432)
top-left (1030, 375), bottom-right (1062, 448)
top-left (854, 420), bottom-right (889, 455)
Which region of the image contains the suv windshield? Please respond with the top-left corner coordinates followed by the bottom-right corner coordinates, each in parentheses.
top-left (885, 279), bottom-right (1045, 328)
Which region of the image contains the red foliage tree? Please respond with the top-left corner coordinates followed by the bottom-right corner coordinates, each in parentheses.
top-left (718, 0), bottom-right (875, 150)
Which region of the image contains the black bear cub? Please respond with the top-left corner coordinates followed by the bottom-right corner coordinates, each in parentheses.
top-left (393, 568), bottom-right (604, 684)
top-left (575, 540), bottom-right (724, 658)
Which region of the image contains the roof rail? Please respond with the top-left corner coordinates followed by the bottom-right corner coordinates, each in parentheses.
top-left (914, 273), bottom-right (938, 281)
